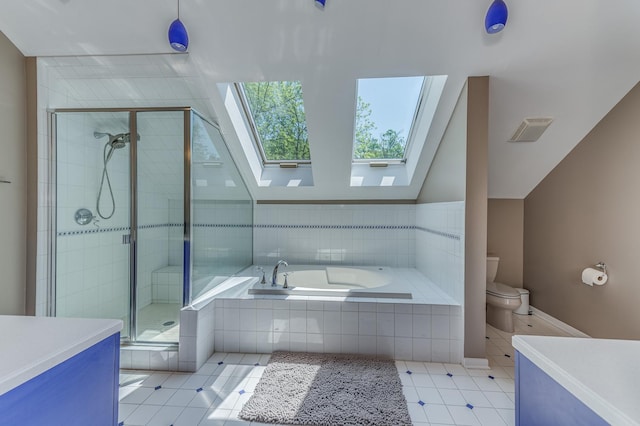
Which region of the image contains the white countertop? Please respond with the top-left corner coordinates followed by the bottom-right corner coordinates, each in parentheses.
top-left (0, 315), bottom-right (122, 396)
top-left (512, 335), bottom-right (640, 426)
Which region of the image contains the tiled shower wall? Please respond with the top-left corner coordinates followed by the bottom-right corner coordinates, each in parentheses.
top-left (415, 202), bottom-right (465, 304)
top-left (55, 112), bottom-right (131, 319)
top-left (253, 204), bottom-right (415, 268)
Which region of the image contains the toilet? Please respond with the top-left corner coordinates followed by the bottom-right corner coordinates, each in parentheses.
top-left (486, 256), bottom-right (521, 332)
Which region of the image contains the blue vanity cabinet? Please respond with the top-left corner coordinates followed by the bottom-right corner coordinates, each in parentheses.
top-left (513, 335), bottom-right (640, 426)
top-left (515, 351), bottom-right (607, 426)
top-left (0, 316), bottom-right (122, 426)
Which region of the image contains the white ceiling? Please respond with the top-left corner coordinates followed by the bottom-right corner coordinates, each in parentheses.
top-left (2, 0), bottom-right (640, 200)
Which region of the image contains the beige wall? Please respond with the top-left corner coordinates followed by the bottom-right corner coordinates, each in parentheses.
top-left (417, 84), bottom-right (467, 203)
top-left (0, 32), bottom-right (27, 315)
top-left (488, 199), bottom-right (523, 287)
top-left (525, 81), bottom-right (640, 339)
top-left (464, 77), bottom-right (488, 359)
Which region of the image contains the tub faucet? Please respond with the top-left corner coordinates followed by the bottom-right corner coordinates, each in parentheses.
top-left (272, 260), bottom-right (288, 287)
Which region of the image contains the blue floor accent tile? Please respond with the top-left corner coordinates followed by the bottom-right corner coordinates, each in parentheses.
top-left (406, 370), bottom-right (412, 375)
top-left (196, 387), bottom-right (203, 392)
top-left (418, 400), bottom-right (425, 406)
top-left (218, 361), bottom-right (224, 365)
top-left (528, 324), bottom-right (533, 327)
top-left (446, 373), bottom-right (453, 377)
top-left (254, 363), bottom-right (260, 366)
top-left (488, 375), bottom-right (495, 380)
top-left (486, 336), bottom-right (490, 339)
top-left (504, 354), bottom-right (511, 358)
top-left (154, 385), bottom-right (162, 390)
top-left (466, 403), bottom-right (474, 409)
top-left (239, 389), bottom-right (246, 395)
top-left (119, 422), bottom-right (124, 426)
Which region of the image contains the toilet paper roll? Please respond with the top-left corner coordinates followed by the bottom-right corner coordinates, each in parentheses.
top-left (582, 268), bottom-right (608, 286)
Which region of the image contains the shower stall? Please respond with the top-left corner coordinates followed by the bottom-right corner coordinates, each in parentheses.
top-left (51, 108), bottom-right (253, 344)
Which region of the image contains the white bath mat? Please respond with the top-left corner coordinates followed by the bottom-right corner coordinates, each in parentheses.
top-left (238, 351), bottom-right (412, 426)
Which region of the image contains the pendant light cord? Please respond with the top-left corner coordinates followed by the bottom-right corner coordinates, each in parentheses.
top-left (177, 0), bottom-right (180, 19)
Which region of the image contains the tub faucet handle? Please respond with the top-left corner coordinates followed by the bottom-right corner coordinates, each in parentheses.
top-left (283, 273), bottom-right (289, 289)
top-left (256, 267), bottom-right (266, 284)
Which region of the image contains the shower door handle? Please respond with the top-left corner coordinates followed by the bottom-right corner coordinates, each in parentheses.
top-left (122, 234), bottom-right (131, 244)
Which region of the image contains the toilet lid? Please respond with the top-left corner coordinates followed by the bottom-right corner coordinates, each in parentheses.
top-left (487, 282), bottom-right (521, 299)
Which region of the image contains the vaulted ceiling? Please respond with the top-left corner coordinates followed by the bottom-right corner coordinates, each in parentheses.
top-left (2, 0), bottom-right (640, 200)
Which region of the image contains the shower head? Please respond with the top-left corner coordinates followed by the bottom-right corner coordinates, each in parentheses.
top-left (94, 131), bottom-right (137, 149)
top-left (109, 133), bottom-right (130, 149)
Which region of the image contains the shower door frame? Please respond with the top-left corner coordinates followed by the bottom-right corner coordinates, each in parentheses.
top-left (48, 107), bottom-right (196, 345)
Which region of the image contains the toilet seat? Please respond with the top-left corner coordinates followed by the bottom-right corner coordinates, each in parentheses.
top-left (486, 282), bottom-right (521, 299)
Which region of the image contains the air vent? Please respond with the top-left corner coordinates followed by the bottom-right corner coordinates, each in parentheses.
top-left (509, 117), bottom-right (553, 142)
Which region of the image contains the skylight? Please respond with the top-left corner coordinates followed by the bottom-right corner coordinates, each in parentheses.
top-left (353, 76), bottom-right (425, 162)
top-left (238, 81), bottom-right (310, 164)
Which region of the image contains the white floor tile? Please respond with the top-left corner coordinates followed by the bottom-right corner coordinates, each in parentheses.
top-left (484, 391), bottom-right (514, 409)
top-left (166, 389), bottom-right (198, 406)
top-left (452, 375), bottom-right (480, 390)
top-left (407, 403), bottom-right (429, 423)
top-left (144, 388), bottom-right (177, 405)
top-left (124, 404), bottom-right (163, 425)
top-left (146, 405), bottom-right (184, 426)
top-left (459, 390), bottom-right (492, 408)
top-left (473, 407), bottom-right (508, 426)
top-left (416, 387), bottom-right (445, 404)
top-left (173, 407), bottom-right (208, 426)
top-left (424, 403), bottom-right (455, 424)
top-left (447, 405), bottom-right (480, 425)
top-left (438, 389), bottom-right (466, 406)
top-left (120, 386), bottom-right (154, 404)
top-left (431, 374), bottom-right (458, 389)
top-left (497, 408), bottom-right (516, 426)
top-left (118, 403), bottom-right (138, 422)
top-left (411, 373), bottom-right (435, 388)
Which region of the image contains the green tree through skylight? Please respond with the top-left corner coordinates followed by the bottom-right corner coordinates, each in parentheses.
top-left (243, 81), bottom-right (310, 161)
top-left (354, 96), bottom-right (406, 159)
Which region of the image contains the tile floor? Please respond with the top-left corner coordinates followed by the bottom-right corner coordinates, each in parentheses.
top-left (118, 313), bottom-right (572, 425)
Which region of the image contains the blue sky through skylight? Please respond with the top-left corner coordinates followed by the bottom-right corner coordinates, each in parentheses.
top-left (357, 76), bottom-right (424, 139)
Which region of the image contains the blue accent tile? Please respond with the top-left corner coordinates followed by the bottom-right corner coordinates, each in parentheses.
top-left (239, 390), bottom-right (246, 395)
top-left (466, 403), bottom-right (474, 409)
top-left (154, 385), bottom-right (162, 390)
top-left (196, 387), bottom-right (203, 392)
top-left (418, 400), bottom-right (425, 406)
top-left (504, 354), bottom-right (511, 358)
top-left (528, 324), bottom-right (533, 327)
top-left (446, 373), bottom-right (453, 377)
top-left (486, 336), bottom-right (490, 339)
top-left (218, 361), bottom-right (224, 365)
top-left (406, 370), bottom-right (412, 375)
top-left (488, 375), bottom-right (495, 380)
top-left (254, 363), bottom-right (260, 366)
top-left (119, 423), bottom-right (124, 426)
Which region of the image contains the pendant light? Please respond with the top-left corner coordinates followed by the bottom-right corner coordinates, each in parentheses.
top-left (485, 0), bottom-right (508, 34)
top-left (168, 0), bottom-right (189, 52)
top-left (315, 0), bottom-right (326, 8)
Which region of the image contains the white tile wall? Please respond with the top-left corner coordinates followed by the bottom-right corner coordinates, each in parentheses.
top-left (253, 204), bottom-right (415, 268)
top-left (213, 298), bottom-right (462, 363)
top-left (416, 202), bottom-right (465, 304)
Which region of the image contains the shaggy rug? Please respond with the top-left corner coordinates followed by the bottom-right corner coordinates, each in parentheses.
top-left (238, 351), bottom-right (412, 426)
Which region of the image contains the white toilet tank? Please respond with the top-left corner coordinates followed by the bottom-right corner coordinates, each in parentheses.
top-left (486, 256), bottom-right (500, 283)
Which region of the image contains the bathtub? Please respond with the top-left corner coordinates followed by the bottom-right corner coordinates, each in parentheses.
top-left (248, 265), bottom-right (412, 299)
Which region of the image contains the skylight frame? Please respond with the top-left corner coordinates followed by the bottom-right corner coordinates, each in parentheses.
top-left (235, 82), bottom-right (311, 166)
top-left (352, 76), bottom-right (429, 165)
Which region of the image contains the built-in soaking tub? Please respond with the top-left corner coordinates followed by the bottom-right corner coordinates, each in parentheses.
top-left (248, 265), bottom-right (412, 299)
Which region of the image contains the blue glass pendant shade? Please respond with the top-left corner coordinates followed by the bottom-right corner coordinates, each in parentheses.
top-left (485, 0), bottom-right (508, 34)
top-left (168, 18), bottom-right (189, 51)
top-left (315, 0), bottom-right (326, 8)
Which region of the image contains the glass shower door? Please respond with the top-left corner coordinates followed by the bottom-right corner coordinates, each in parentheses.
top-left (134, 110), bottom-right (186, 342)
top-left (54, 111), bottom-right (131, 339)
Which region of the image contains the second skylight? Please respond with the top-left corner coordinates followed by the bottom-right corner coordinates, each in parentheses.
top-left (353, 76), bottom-right (425, 161)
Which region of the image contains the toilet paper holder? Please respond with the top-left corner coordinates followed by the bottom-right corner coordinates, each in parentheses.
top-left (595, 262), bottom-right (607, 275)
